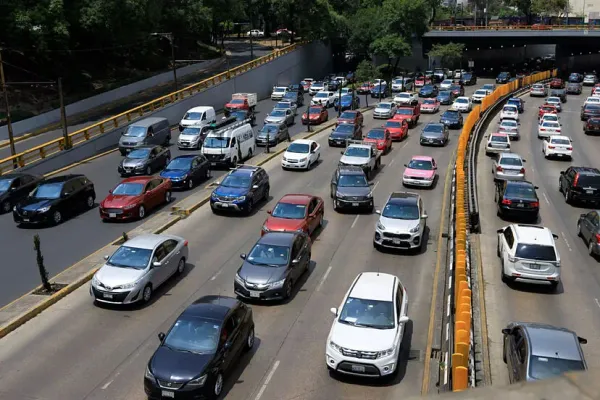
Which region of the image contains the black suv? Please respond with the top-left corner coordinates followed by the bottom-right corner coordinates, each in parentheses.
top-left (283, 90), bottom-right (304, 106)
top-left (559, 166), bottom-right (600, 205)
top-left (330, 166), bottom-right (374, 212)
top-left (0, 172), bottom-right (43, 214)
top-left (328, 123), bottom-right (362, 147)
top-left (495, 180), bottom-right (539, 222)
top-left (496, 72), bottom-right (511, 84)
top-left (13, 174), bottom-right (96, 226)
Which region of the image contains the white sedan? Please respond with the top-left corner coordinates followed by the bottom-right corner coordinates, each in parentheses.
top-left (584, 96), bottom-right (600, 105)
top-left (537, 120), bottom-right (562, 138)
top-left (451, 96), bottom-right (472, 112)
top-left (545, 97), bottom-right (562, 111)
top-left (281, 139), bottom-right (321, 170)
top-left (500, 104), bottom-right (519, 121)
top-left (539, 113), bottom-right (559, 124)
top-left (440, 79), bottom-right (453, 90)
top-left (542, 135), bottom-right (573, 159)
top-left (247, 29), bottom-right (265, 37)
top-left (393, 92), bottom-right (418, 105)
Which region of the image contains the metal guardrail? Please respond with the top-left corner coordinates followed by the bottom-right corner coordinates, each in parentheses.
top-left (0, 41), bottom-right (307, 176)
top-left (430, 25), bottom-right (600, 31)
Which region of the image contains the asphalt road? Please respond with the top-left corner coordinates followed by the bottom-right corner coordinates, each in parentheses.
top-left (0, 81), bottom-right (491, 400)
top-left (476, 91), bottom-right (600, 385)
top-left (0, 40), bottom-right (272, 158)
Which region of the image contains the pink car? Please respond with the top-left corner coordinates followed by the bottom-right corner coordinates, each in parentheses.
top-left (403, 156), bottom-right (437, 187)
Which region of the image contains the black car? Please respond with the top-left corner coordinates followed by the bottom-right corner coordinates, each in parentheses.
top-left (496, 72), bottom-right (511, 84)
top-left (461, 72), bottom-right (477, 85)
top-left (437, 90), bottom-right (455, 105)
top-left (583, 117), bottom-right (600, 135)
top-left (566, 82), bottom-right (583, 94)
top-left (118, 145), bottom-right (171, 176)
top-left (159, 155), bottom-right (211, 190)
top-left (328, 79), bottom-right (340, 91)
top-left (495, 180), bottom-right (539, 221)
top-left (578, 210), bottom-right (600, 257)
top-left (13, 174), bottom-right (96, 226)
top-left (569, 72), bottom-right (583, 83)
top-left (550, 89), bottom-right (567, 103)
top-left (0, 173), bottom-right (43, 214)
top-left (559, 166), bottom-right (600, 205)
top-left (419, 84), bottom-right (438, 98)
top-left (580, 103), bottom-right (600, 121)
top-left (328, 123), bottom-right (362, 147)
top-left (440, 110), bottom-right (463, 129)
top-left (288, 83), bottom-right (305, 95)
top-left (420, 123), bottom-right (449, 146)
top-left (227, 109), bottom-right (256, 125)
top-left (371, 84), bottom-right (389, 98)
top-left (330, 165), bottom-right (374, 211)
top-left (283, 90), bottom-right (304, 106)
top-left (235, 231), bottom-right (311, 300)
top-left (144, 295), bottom-right (254, 400)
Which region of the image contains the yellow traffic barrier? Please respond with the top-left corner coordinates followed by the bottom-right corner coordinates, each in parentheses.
top-left (452, 353), bottom-right (465, 369)
top-left (455, 329), bottom-right (469, 345)
top-left (453, 366), bottom-right (469, 391)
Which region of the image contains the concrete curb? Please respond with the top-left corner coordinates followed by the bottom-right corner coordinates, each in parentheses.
top-left (0, 106), bottom-right (373, 338)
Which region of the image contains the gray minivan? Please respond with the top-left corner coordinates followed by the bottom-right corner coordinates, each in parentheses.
top-left (119, 117), bottom-right (171, 156)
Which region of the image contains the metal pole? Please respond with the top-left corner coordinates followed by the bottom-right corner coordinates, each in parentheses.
top-left (338, 82), bottom-right (342, 117)
top-left (306, 104), bottom-right (311, 132)
top-left (266, 132), bottom-right (270, 153)
top-left (249, 18), bottom-right (255, 61)
top-left (170, 34), bottom-right (178, 92)
top-left (0, 49), bottom-right (17, 167)
top-left (57, 78), bottom-right (70, 149)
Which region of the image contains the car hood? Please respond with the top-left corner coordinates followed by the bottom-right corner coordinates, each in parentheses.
top-left (238, 262), bottom-right (287, 284)
top-left (213, 186), bottom-right (248, 198)
top-left (404, 168), bottom-right (435, 178)
top-left (364, 138), bottom-right (385, 148)
top-left (340, 155), bottom-right (368, 165)
top-left (120, 136), bottom-right (144, 143)
top-left (337, 186), bottom-right (371, 197)
top-left (374, 107), bottom-right (391, 113)
top-left (122, 158), bottom-right (148, 168)
top-left (441, 117), bottom-right (458, 122)
top-left (150, 346), bottom-right (212, 382)
top-left (95, 265), bottom-right (146, 287)
top-left (421, 131), bottom-right (443, 139)
top-left (18, 197), bottom-right (59, 211)
top-left (394, 114), bottom-right (411, 120)
top-left (178, 133), bottom-right (202, 142)
top-left (437, 95), bottom-right (450, 100)
top-left (330, 132), bottom-right (353, 139)
top-left (422, 103), bottom-right (437, 108)
top-left (264, 217), bottom-right (306, 232)
top-left (160, 169), bottom-right (189, 179)
top-left (329, 322), bottom-right (397, 352)
top-left (101, 194), bottom-right (140, 209)
top-left (284, 151), bottom-right (309, 161)
top-left (265, 116), bottom-right (285, 123)
top-left (379, 216), bottom-right (420, 233)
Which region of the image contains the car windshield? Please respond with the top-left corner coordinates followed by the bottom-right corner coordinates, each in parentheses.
top-left (338, 297), bottom-right (395, 329)
top-left (398, 93), bottom-right (410, 98)
top-left (276, 102), bottom-right (291, 109)
top-left (394, 79), bottom-right (403, 84)
top-left (503, 106), bottom-right (517, 112)
top-left (475, 90), bottom-right (488, 96)
top-left (127, 149), bottom-right (151, 159)
top-left (442, 111), bottom-right (458, 119)
top-left (396, 109), bottom-right (412, 115)
top-left (315, 93), bottom-right (328, 98)
top-left (166, 158), bottom-right (193, 170)
top-left (421, 85), bottom-right (433, 90)
top-left (385, 121), bottom-right (403, 128)
top-left (492, 135), bottom-right (508, 143)
top-left (271, 202), bottom-right (306, 219)
top-left (529, 356), bottom-right (585, 380)
top-left (270, 110), bottom-right (286, 117)
top-left (533, 84), bottom-right (544, 89)
top-left (32, 183), bottom-right (63, 199)
top-left (344, 147), bottom-right (369, 157)
top-left (338, 174), bottom-right (368, 187)
top-left (456, 98), bottom-right (468, 104)
top-left (382, 202), bottom-right (419, 219)
top-left (366, 130), bottom-right (385, 139)
top-left (333, 124), bottom-right (354, 134)
top-left (0, 178), bottom-right (13, 193)
top-left (423, 99), bottom-right (436, 104)
top-left (247, 243), bottom-right (290, 266)
top-left (220, 174), bottom-right (250, 188)
top-left (378, 103), bottom-right (391, 109)
top-left (508, 100), bottom-right (520, 107)
top-left (231, 111), bottom-right (248, 121)
top-left (551, 138), bottom-right (570, 145)
top-left (163, 317), bottom-right (221, 354)
top-left (309, 107), bottom-right (322, 114)
top-left (408, 159), bottom-right (433, 170)
top-left (287, 143), bottom-right (310, 153)
top-left (443, 80), bottom-right (452, 84)
top-left (450, 85), bottom-right (461, 91)
top-left (341, 95), bottom-right (352, 102)
top-left (587, 98), bottom-right (600, 102)
top-left (586, 104), bottom-right (600, 110)
top-left (501, 120), bottom-right (518, 127)
top-left (112, 183), bottom-right (144, 196)
top-left (576, 175), bottom-right (600, 188)
top-left (541, 107), bottom-right (556, 112)
top-left (483, 85), bottom-right (494, 90)
top-left (505, 184), bottom-right (536, 198)
top-left (274, 87), bottom-right (286, 92)
top-left (500, 157), bottom-right (522, 166)
top-left (515, 244), bottom-right (556, 261)
top-left (107, 246), bottom-right (153, 269)
top-left (547, 98), bottom-right (559, 103)
top-left (123, 126), bottom-right (147, 137)
top-left (438, 91), bottom-right (450, 97)
top-left (181, 127), bottom-right (202, 136)
top-left (543, 122), bottom-right (559, 128)
top-left (203, 137), bottom-right (230, 148)
top-left (424, 125), bottom-right (443, 134)
top-left (184, 112), bottom-right (203, 120)
top-left (230, 99), bottom-right (244, 104)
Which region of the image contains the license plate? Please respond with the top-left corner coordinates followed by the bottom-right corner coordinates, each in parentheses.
top-left (351, 365), bottom-right (366, 373)
top-left (125, 149), bottom-right (131, 153)
top-left (529, 264), bottom-right (541, 270)
top-left (249, 291), bottom-right (261, 298)
top-left (103, 293), bottom-right (113, 299)
top-left (161, 390), bottom-right (175, 398)
top-left (516, 203), bottom-right (524, 208)
top-left (23, 218), bottom-right (29, 222)
top-left (392, 239), bottom-right (401, 245)
top-left (352, 202), bottom-right (359, 207)
top-left (220, 203), bottom-right (229, 208)
top-left (587, 190), bottom-right (594, 194)
top-left (109, 213), bottom-right (116, 218)
top-left (211, 162), bottom-right (216, 166)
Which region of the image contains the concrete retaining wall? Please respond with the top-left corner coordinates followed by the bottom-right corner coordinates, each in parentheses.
top-left (20, 41), bottom-right (332, 176)
top-left (0, 58), bottom-right (224, 140)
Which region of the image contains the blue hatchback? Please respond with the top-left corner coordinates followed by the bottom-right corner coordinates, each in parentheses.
top-left (507, 98), bottom-right (524, 113)
top-left (210, 165), bottom-right (270, 214)
top-left (160, 155), bottom-right (211, 190)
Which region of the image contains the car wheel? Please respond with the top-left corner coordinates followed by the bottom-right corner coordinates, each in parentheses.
top-left (565, 189), bottom-right (571, 203)
top-left (212, 372), bottom-right (224, 398)
top-left (549, 281), bottom-right (559, 291)
top-left (319, 213), bottom-right (324, 227)
top-left (232, 157), bottom-right (238, 168)
top-left (176, 257), bottom-right (186, 275)
top-left (142, 284), bottom-right (152, 303)
top-left (86, 195), bottom-right (95, 209)
top-left (247, 148), bottom-right (253, 160)
top-left (589, 240), bottom-right (595, 256)
top-left (52, 210), bottom-right (62, 225)
top-left (246, 199), bottom-right (254, 215)
top-left (284, 279), bottom-right (293, 299)
top-left (165, 191), bottom-right (172, 203)
top-left (188, 179), bottom-right (194, 189)
top-left (138, 205), bottom-right (146, 219)
top-left (500, 260), bottom-right (509, 283)
top-left (245, 326), bottom-right (255, 351)
top-left (146, 166), bottom-right (152, 175)
top-left (1, 200), bottom-right (11, 214)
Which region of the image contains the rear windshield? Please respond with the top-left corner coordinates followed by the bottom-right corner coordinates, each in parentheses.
top-left (505, 184), bottom-right (536, 198)
top-left (491, 135), bottom-right (508, 143)
top-left (515, 244), bottom-right (556, 261)
top-left (529, 356), bottom-right (585, 380)
top-left (576, 175), bottom-right (600, 188)
top-left (500, 157), bottom-right (522, 166)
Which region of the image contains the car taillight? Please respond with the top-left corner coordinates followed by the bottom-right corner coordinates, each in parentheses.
top-left (501, 199), bottom-right (512, 205)
top-left (596, 233), bottom-right (600, 244)
top-left (496, 166), bottom-right (503, 171)
top-left (574, 173), bottom-right (580, 186)
top-left (540, 128), bottom-right (546, 131)
top-left (548, 146), bottom-right (555, 149)
top-left (531, 202), bottom-right (539, 208)
top-left (567, 147), bottom-right (573, 150)
top-left (183, 240), bottom-right (188, 247)
top-left (557, 129), bottom-right (561, 132)
top-left (520, 168), bottom-right (525, 174)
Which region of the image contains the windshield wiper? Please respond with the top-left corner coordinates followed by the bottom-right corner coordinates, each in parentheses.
top-left (354, 323), bottom-right (390, 329)
top-left (252, 262), bottom-right (283, 267)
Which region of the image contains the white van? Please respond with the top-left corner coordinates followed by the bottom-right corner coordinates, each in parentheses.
top-left (178, 106), bottom-right (216, 132)
top-left (201, 119), bottom-right (256, 167)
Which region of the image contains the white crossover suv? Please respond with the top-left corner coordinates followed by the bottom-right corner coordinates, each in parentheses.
top-left (373, 192), bottom-right (427, 251)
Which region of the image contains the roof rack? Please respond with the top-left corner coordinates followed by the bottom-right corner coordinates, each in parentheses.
top-left (210, 119), bottom-right (253, 137)
top-left (205, 116), bottom-right (238, 130)
top-left (228, 164), bottom-right (260, 172)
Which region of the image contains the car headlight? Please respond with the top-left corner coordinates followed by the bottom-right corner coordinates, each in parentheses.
top-left (123, 203), bottom-right (137, 210)
top-left (236, 196), bottom-right (246, 202)
top-left (377, 221), bottom-right (386, 231)
top-left (235, 273), bottom-right (245, 285)
top-left (13, 206), bottom-right (17, 211)
top-left (377, 346), bottom-right (396, 358)
top-left (187, 374), bottom-right (207, 387)
top-left (268, 278), bottom-right (286, 289)
top-left (406, 118), bottom-right (412, 122)
top-left (336, 192), bottom-right (345, 199)
top-left (38, 206), bottom-right (51, 213)
top-left (261, 225), bottom-right (270, 233)
top-left (145, 365), bottom-right (155, 381)
top-left (409, 225), bottom-right (420, 233)
top-left (366, 191), bottom-right (373, 198)
top-left (329, 341), bottom-right (342, 353)
top-left (211, 192), bottom-right (218, 199)
top-left (92, 275), bottom-right (100, 287)
top-left (116, 279), bottom-right (142, 290)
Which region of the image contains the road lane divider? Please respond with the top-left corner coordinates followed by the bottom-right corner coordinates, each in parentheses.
top-left (0, 106), bottom-right (374, 339)
top-left (448, 69), bottom-right (557, 391)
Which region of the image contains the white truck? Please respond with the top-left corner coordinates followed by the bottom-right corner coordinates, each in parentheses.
top-left (338, 140), bottom-right (382, 179)
top-left (224, 93), bottom-right (257, 113)
top-left (201, 119), bottom-right (256, 167)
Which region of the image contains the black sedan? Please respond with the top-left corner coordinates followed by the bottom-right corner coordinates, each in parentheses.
top-left (371, 84), bottom-right (390, 98)
top-left (461, 72), bottom-right (477, 85)
top-left (13, 174), bottom-right (96, 226)
top-left (118, 145), bottom-right (171, 177)
top-left (437, 91), bottom-right (455, 105)
top-left (159, 155), bottom-right (211, 190)
top-left (495, 180), bottom-right (539, 221)
top-left (0, 172), bottom-right (43, 214)
top-left (144, 295), bottom-right (254, 400)
top-left (439, 110), bottom-right (463, 129)
top-left (578, 210), bottom-right (600, 257)
top-left (234, 231), bottom-right (311, 301)
top-left (328, 123), bottom-right (361, 147)
top-left (419, 84), bottom-right (438, 98)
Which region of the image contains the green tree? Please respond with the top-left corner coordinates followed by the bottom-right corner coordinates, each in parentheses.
top-left (427, 42), bottom-right (465, 69)
top-left (355, 59), bottom-right (377, 83)
top-left (370, 34), bottom-right (411, 76)
top-left (33, 234), bottom-right (52, 292)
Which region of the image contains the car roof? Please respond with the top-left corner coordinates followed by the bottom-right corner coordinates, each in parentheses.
top-left (349, 272), bottom-right (398, 302)
top-left (338, 165), bottom-right (366, 175)
top-left (522, 323), bottom-right (583, 361)
top-left (511, 225), bottom-right (555, 246)
top-left (120, 176), bottom-right (155, 184)
top-left (183, 295), bottom-right (238, 321)
top-left (0, 172), bottom-right (38, 179)
top-left (187, 106), bottom-right (213, 113)
top-left (291, 139), bottom-right (313, 145)
top-left (133, 117), bottom-right (167, 126)
top-left (388, 191), bottom-right (419, 205)
top-left (124, 233), bottom-right (177, 250)
top-left (258, 231), bottom-right (298, 246)
top-left (279, 194), bottom-right (313, 205)
top-left (549, 135), bottom-right (570, 141)
top-left (411, 155), bottom-right (434, 162)
top-left (42, 174), bottom-right (85, 184)
top-left (572, 166), bottom-right (600, 175)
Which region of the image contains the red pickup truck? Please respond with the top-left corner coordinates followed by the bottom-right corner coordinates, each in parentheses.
top-left (224, 93), bottom-right (257, 113)
top-left (392, 104), bottom-right (421, 128)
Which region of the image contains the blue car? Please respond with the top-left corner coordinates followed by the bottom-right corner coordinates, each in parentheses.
top-left (439, 110), bottom-right (463, 129)
top-left (419, 84), bottom-right (438, 98)
top-left (507, 98), bottom-right (525, 113)
top-left (160, 155), bottom-right (211, 190)
top-left (335, 94), bottom-right (360, 111)
top-left (210, 165), bottom-right (270, 214)
top-left (371, 84), bottom-right (389, 98)
top-left (437, 90), bottom-right (454, 105)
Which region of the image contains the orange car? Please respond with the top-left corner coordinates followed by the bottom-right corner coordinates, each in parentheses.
top-left (383, 119), bottom-right (409, 141)
top-left (364, 128), bottom-right (392, 153)
top-left (302, 105), bottom-right (328, 125)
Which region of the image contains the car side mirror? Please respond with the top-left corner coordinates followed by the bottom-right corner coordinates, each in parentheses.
top-left (497, 228), bottom-right (504, 233)
top-left (552, 233), bottom-right (559, 239)
top-left (501, 328), bottom-right (511, 335)
top-left (422, 213), bottom-right (428, 219)
top-left (578, 336), bottom-right (588, 345)
top-left (104, 255), bottom-right (109, 260)
top-left (534, 186), bottom-right (539, 189)
top-left (158, 332), bottom-right (166, 342)
top-left (215, 181), bottom-right (220, 185)
top-left (267, 210), bottom-right (272, 214)
top-left (153, 261), bottom-right (162, 268)
top-left (252, 185), bottom-right (259, 189)
top-left (522, 159), bottom-right (526, 162)
top-left (330, 307), bottom-right (338, 316)
top-left (580, 213), bottom-right (588, 218)
top-left (340, 151), bottom-right (344, 155)
top-left (399, 315), bottom-right (409, 324)
top-left (108, 189), bottom-right (113, 194)
top-left (292, 258), bottom-right (300, 265)
top-left (62, 192), bottom-right (71, 197)
top-left (559, 171), bottom-right (565, 175)
top-left (240, 253), bottom-right (247, 260)
top-left (403, 164), bottom-right (408, 167)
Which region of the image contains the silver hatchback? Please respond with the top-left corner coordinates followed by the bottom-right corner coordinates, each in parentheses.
top-left (90, 234), bottom-right (189, 305)
top-left (493, 153), bottom-right (526, 181)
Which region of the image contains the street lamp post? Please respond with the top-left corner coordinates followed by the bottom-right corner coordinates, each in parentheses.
top-left (0, 49), bottom-right (16, 166)
top-left (337, 82), bottom-right (343, 117)
top-left (306, 104), bottom-right (311, 132)
top-left (151, 33), bottom-right (177, 93)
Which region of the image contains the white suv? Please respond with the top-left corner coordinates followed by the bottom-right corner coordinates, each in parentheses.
top-left (373, 192), bottom-right (427, 251)
top-left (497, 224), bottom-right (561, 289)
top-left (326, 272), bottom-right (409, 378)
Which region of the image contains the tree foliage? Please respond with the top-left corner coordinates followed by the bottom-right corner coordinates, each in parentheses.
top-left (355, 60), bottom-right (377, 83)
top-left (427, 42), bottom-right (465, 68)
top-left (506, 0), bottom-right (568, 22)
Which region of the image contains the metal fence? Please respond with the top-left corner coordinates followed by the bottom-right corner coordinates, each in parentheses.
top-left (431, 25), bottom-right (600, 31)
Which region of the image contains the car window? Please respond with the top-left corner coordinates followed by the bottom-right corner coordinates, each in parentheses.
top-left (153, 244), bottom-right (168, 262)
top-left (504, 227), bottom-right (515, 248)
top-left (152, 178), bottom-right (163, 188)
top-left (221, 316), bottom-right (237, 344)
top-left (307, 198), bottom-right (317, 214)
top-left (62, 181), bottom-right (76, 195)
top-left (396, 284), bottom-right (404, 320)
top-left (163, 239), bottom-right (178, 254)
top-left (591, 212), bottom-right (599, 226)
top-left (291, 236), bottom-right (304, 260)
top-left (515, 244), bottom-right (556, 261)
top-left (514, 330), bottom-right (526, 363)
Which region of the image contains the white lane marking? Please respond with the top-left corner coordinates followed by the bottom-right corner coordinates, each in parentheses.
top-left (254, 360), bottom-right (281, 400)
top-left (373, 180), bottom-right (380, 190)
top-left (317, 266), bottom-right (333, 292)
top-left (446, 295), bottom-right (451, 317)
top-left (351, 215), bottom-right (360, 229)
top-left (400, 142), bottom-right (408, 149)
top-left (595, 298), bottom-right (600, 309)
top-left (101, 380), bottom-right (114, 390)
top-left (445, 322), bottom-right (449, 341)
top-left (561, 232), bottom-right (572, 252)
top-left (443, 352), bottom-right (449, 385)
top-left (542, 192), bottom-right (550, 205)
top-left (389, 159), bottom-right (395, 167)
top-left (448, 276), bottom-right (452, 290)
top-left (210, 270), bottom-right (223, 281)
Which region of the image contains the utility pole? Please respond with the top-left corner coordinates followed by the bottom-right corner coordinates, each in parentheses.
top-left (0, 49), bottom-right (17, 167)
top-left (57, 78), bottom-right (70, 149)
top-left (151, 33), bottom-right (177, 92)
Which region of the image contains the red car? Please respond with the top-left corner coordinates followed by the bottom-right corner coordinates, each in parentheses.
top-left (420, 98), bottom-right (440, 113)
top-left (99, 176), bottom-right (172, 221)
top-left (383, 119), bottom-right (409, 141)
top-left (549, 78), bottom-right (564, 89)
top-left (302, 105), bottom-right (328, 125)
top-left (364, 127), bottom-right (392, 153)
top-left (357, 82), bottom-right (375, 94)
top-left (337, 110), bottom-right (364, 126)
top-left (592, 85), bottom-right (600, 96)
top-left (262, 194), bottom-right (324, 236)
top-left (393, 104), bottom-right (421, 127)
top-left (538, 104), bottom-right (558, 119)
top-left (415, 76), bottom-right (432, 87)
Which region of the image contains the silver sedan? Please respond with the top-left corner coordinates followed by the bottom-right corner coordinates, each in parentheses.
top-left (498, 119), bottom-right (520, 140)
top-left (493, 152), bottom-right (526, 181)
top-left (264, 108), bottom-right (295, 126)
